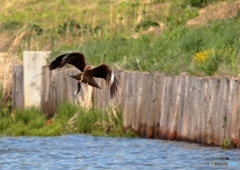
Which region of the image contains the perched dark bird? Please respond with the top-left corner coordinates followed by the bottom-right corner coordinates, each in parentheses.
top-left (48, 52), bottom-right (118, 98)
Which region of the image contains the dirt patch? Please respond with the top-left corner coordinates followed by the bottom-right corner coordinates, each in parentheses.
top-left (186, 1), bottom-right (240, 27)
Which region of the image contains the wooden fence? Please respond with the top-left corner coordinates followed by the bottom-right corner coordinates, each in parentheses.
top-left (12, 65), bottom-right (240, 147)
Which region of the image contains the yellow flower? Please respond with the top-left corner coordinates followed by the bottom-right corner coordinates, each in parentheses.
top-left (193, 49), bottom-right (213, 63)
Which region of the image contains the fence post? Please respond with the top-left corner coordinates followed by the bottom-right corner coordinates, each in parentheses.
top-left (23, 51), bottom-right (50, 108)
top-left (12, 65), bottom-right (24, 110)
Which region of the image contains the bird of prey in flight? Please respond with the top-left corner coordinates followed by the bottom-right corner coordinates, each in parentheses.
top-left (48, 52), bottom-right (118, 98)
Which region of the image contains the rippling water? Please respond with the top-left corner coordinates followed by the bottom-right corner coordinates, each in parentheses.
top-left (0, 134), bottom-right (239, 170)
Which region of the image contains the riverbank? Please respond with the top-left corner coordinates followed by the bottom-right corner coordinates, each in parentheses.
top-left (0, 101), bottom-right (136, 138)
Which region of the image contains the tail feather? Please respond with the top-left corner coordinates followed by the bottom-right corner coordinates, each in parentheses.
top-left (74, 82), bottom-right (81, 95)
top-left (110, 76), bottom-right (118, 98)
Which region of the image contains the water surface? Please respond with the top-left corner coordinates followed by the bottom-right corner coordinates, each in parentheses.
top-left (0, 135), bottom-right (239, 169)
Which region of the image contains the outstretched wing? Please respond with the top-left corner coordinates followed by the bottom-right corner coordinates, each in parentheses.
top-left (91, 64), bottom-right (118, 98)
top-left (48, 52), bottom-right (86, 72)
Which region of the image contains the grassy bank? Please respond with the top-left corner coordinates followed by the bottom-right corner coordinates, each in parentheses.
top-left (1, 0), bottom-right (239, 77)
top-left (59, 16), bottom-right (240, 77)
top-left (0, 102), bottom-right (136, 137)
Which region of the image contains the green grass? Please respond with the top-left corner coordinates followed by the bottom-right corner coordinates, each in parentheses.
top-left (1, 0), bottom-right (238, 76)
top-left (0, 101), bottom-right (136, 137)
top-left (49, 15), bottom-right (240, 77)
top-left (221, 138), bottom-right (231, 149)
top-left (0, 83), bottom-right (132, 137)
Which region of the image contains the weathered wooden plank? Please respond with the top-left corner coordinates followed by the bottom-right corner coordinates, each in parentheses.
top-left (193, 77), bottom-right (203, 143)
top-left (125, 72), bottom-right (135, 129)
top-left (152, 73), bottom-right (164, 139)
top-left (53, 70), bottom-right (60, 106)
top-left (41, 66), bottom-right (51, 116)
top-left (137, 73), bottom-right (149, 137)
top-left (119, 70), bottom-right (126, 112)
top-left (133, 72), bottom-right (144, 132)
top-left (115, 70), bottom-right (122, 105)
top-left (123, 71), bottom-right (131, 129)
top-left (143, 73), bottom-right (155, 138)
top-left (180, 76), bottom-right (190, 141)
top-left (230, 80), bottom-right (240, 147)
top-left (11, 65), bottom-right (24, 110)
top-left (212, 79), bottom-right (221, 145)
top-left (204, 79), bottom-right (211, 145)
top-left (159, 75), bottom-right (172, 140)
top-left (130, 72), bottom-right (139, 132)
top-left (168, 76), bottom-right (179, 140)
top-left (193, 78), bottom-right (202, 143)
top-left (235, 81), bottom-right (240, 147)
top-left (225, 79), bottom-right (233, 145)
top-left (55, 70), bottom-right (63, 106)
top-left (206, 79), bottom-right (218, 146)
top-left (187, 77), bottom-right (195, 142)
top-left (218, 78), bottom-right (229, 145)
top-left (176, 76), bottom-right (186, 141)
top-left (128, 72), bottom-right (136, 131)
top-left (199, 79), bottom-right (208, 144)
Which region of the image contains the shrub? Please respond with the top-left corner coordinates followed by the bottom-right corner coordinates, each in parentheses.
top-left (190, 47), bottom-right (238, 76)
top-left (0, 101), bottom-right (132, 137)
top-left (136, 17), bottom-right (159, 31)
top-left (187, 0), bottom-right (208, 7)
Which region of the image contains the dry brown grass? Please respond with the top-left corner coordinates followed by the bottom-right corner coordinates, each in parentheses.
top-left (0, 53), bottom-right (21, 104)
top-left (186, 1), bottom-right (240, 27)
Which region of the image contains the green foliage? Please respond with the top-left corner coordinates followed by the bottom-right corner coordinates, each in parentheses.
top-left (29, 23), bottom-right (43, 35)
top-left (190, 49), bottom-right (220, 76)
top-left (55, 101), bottom-right (78, 120)
top-left (186, 0), bottom-right (226, 8)
top-left (0, 117), bottom-right (12, 132)
top-left (14, 107), bottom-right (44, 125)
top-left (221, 138), bottom-right (231, 149)
top-left (0, 101), bottom-right (134, 138)
top-left (0, 106), bottom-right (69, 136)
top-left (186, 0), bottom-right (208, 7)
top-left (136, 17), bottom-right (159, 31)
top-left (76, 108), bottom-right (100, 134)
top-left (167, 3), bottom-right (198, 28)
top-left (76, 107), bottom-right (133, 137)
top-left (0, 0), bottom-right (239, 77)
top-left (0, 20), bottom-right (23, 31)
top-left (49, 16), bottom-right (240, 77)
top-left (222, 116), bottom-right (227, 128)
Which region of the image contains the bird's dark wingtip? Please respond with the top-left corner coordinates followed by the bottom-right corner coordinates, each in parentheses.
top-left (48, 53), bottom-right (69, 71)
